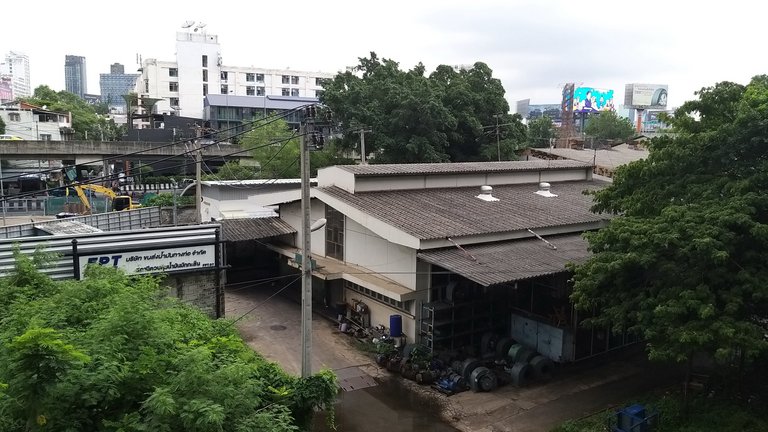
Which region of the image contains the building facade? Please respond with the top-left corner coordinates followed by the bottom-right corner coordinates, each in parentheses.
top-left (204, 94), bottom-right (317, 136)
top-left (0, 103), bottom-right (73, 141)
top-left (135, 30), bottom-right (334, 120)
top-left (65, 55), bottom-right (87, 98)
top-left (0, 51), bottom-right (31, 99)
top-left (99, 63), bottom-right (139, 112)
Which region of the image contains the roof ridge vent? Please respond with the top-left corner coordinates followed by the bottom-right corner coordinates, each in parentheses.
top-left (535, 182), bottom-right (558, 198)
top-left (476, 185), bottom-right (499, 202)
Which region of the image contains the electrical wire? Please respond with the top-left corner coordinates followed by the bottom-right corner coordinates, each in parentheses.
top-left (227, 275), bottom-right (302, 325)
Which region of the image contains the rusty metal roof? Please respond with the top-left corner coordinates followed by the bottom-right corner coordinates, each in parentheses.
top-left (220, 217), bottom-right (296, 242)
top-left (417, 234), bottom-right (591, 286)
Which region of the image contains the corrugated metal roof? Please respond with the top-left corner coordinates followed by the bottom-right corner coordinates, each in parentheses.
top-left (201, 179), bottom-right (316, 186)
top-left (334, 160), bottom-right (592, 176)
top-left (220, 217), bottom-right (296, 242)
top-left (418, 234), bottom-right (590, 286)
top-left (35, 220), bottom-right (103, 235)
top-left (318, 180), bottom-right (608, 240)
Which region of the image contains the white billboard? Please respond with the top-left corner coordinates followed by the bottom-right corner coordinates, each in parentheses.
top-left (78, 244), bottom-right (217, 279)
top-left (624, 84), bottom-right (668, 109)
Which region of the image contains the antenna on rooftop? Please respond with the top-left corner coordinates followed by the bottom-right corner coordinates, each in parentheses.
top-left (181, 21), bottom-right (195, 29)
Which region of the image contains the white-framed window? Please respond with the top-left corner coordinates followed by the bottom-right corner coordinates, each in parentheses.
top-left (220, 71), bottom-right (228, 80)
top-left (291, 76), bottom-right (299, 85)
top-left (256, 73), bottom-right (264, 82)
top-left (281, 88), bottom-right (290, 96)
top-left (246, 86), bottom-right (255, 96)
top-left (169, 68), bottom-right (178, 77)
top-left (8, 113), bottom-right (20, 122)
top-left (221, 84), bottom-right (228, 94)
top-left (281, 75), bottom-right (290, 84)
top-left (291, 88), bottom-right (300, 97)
top-left (256, 87), bottom-right (265, 96)
top-left (169, 82), bottom-right (179, 92)
top-left (246, 73), bottom-right (255, 82)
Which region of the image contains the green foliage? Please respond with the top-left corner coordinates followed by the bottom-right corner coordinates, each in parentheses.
top-left (321, 52), bottom-right (523, 163)
top-left (527, 116), bottom-right (558, 148)
top-left (552, 394), bottom-right (768, 432)
top-left (203, 161), bottom-right (260, 181)
top-left (144, 193), bottom-right (194, 207)
top-left (584, 111), bottom-right (635, 142)
top-left (0, 115), bottom-right (5, 134)
top-left (0, 251), bottom-right (337, 431)
top-left (571, 75), bottom-right (768, 364)
top-left (22, 86), bottom-right (122, 140)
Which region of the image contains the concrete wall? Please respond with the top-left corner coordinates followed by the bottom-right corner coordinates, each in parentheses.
top-left (344, 218), bottom-right (417, 290)
top-left (165, 270), bottom-right (222, 318)
top-left (279, 199), bottom-right (325, 255)
top-left (344, 286), bottom-right (417, 343)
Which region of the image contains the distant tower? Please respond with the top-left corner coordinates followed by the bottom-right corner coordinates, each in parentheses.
top-left (100, 63), bottom-right (139, 113)
top-left (0, 51), bottom-right (31, 99)
top-left (65, 55), bottom-right (88, 98)
top-left (558, 83), bottom-right (576, 147)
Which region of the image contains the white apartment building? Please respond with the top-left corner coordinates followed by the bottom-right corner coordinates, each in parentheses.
top-left (135, 30), bottom-right (334, 119)
top-left (0, 103), bottom-right (73, 141)
top-left (0, 51), bottom-right (32, 99)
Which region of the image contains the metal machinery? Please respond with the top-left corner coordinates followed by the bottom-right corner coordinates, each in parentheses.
top-left (74, 184), bottom-right (141, 213)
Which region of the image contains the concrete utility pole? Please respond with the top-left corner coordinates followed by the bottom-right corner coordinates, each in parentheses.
top-left (194, 126), bottom-right (203, 224)
top-left (493, 114), bottom-right (502, 161)
top-left (299, 116), bottom-right (312, 378)
top-left (358, 128), bottom-right (372, 164)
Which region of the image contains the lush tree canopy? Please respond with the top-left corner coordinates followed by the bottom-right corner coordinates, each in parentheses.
top-left (526, 116), bottom-right (557, 148)
top-left (0, 251), bottom-right (336, 431)
top-left (203, 160), bottom-right (260, 181)
top-left (584, 111), bottom-right (635, 142)
top-left (571, 76), bottom-right (768, 364)
top-left (320, 53), bottom-right (525, 163)
top-left (0, 115), bottom-right (5, 134)
top-left (22, 86), bottom-right (123, 140)
top-left (242, 118), bottom-right (352, 178)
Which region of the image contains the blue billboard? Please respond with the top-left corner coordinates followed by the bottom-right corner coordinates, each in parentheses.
top-left (573, 87), bottom-right (615, 113)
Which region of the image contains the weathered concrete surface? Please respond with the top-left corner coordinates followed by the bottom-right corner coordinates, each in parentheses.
top-left (227, 280), bottom-right (676, 432)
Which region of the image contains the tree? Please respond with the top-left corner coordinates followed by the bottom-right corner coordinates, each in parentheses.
top-left (526, 116), bottom-right (557, 148)
top-left (584, 111), bottom-right (634, 142)
top-left (570, 76), bottom-right (768, 366)
top-left (203, 160), bottom-right (259, 181)
top-left (321, 53), bottom-right (521, 163)
top-left (241, 118), bottom-right (351, 179)
top-left (0, 115), bottom-right (5, 134)
top-left (0, 252), bottom-right (337, 431)
top-left (21, 86), bottom-right (121, 140)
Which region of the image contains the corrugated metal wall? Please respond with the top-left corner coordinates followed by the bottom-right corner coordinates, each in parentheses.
top-left (0, 207), bottom-right (162, 239)
top-left (0, 224), bottom-right (220, 280)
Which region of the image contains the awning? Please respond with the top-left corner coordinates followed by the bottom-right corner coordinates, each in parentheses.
top-left (219, 217), bottom-right (296, 242)
top-left (417, 234), bottom-right (590, 286)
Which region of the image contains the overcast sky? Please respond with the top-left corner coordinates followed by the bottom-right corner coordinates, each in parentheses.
top-left (4, 0), bottom-right (766, 110)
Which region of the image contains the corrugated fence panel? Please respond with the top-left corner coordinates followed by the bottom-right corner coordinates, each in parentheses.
top-left (0, 207), bottom-right (162, 240)
top-left (0, 224), bottom-right (220, 280)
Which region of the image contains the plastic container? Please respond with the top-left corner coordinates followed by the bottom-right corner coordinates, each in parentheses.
top-left (389, 314), bottom-right (403, 337)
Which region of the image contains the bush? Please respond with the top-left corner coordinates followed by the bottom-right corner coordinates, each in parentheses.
top-left (144, 193), bottom-right (194, 207)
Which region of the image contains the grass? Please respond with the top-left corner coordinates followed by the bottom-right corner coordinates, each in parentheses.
top-left (552, 392), bottom-right (768, 432)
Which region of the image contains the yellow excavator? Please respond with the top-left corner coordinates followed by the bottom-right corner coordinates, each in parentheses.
top-left (72, 184), bottom-right (141, 213)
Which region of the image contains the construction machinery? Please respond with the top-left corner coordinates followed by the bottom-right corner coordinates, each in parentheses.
top-left (73, 184), bottom-right (141, 213)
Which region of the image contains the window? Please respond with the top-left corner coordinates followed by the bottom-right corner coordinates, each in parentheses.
top-left (220, 71), bottom-right (228, 80)
top-left (202, 55), bottom-right (208, 67)
top-left (203, 84), bottom-right (208, 96)
top-left (221, 84), bottom-right (229, 94)
top-left (325, 205), bottom-right (344, 260)
top-left (202, 69), bottom-right (208, 82)
top-left (315, 89), bottom-right (324, 98)
top-left (169, 68), bottom-right (178, 77)
top-left (169, 97), bottom-right (179, 107)
top-left (246, 86), bottom-right (255, 96)
top-left (169, 82), bottom-right (179, 92)
top-left (256, 73), bottom-right (264, 82)
top-left (281, 75), bottom-right (290, 84)
top-left (39, 134), bottom-right (52, 141)
top-left (291, 76), bottom-right (299, 85)
top-left (315, 77), bottom-right (324, 86)
top-left (246, 73), bottom-right (255, 82)
top-left (281, 88), bottom-right (290, 96)
top-left (256, 86), bottom-right (265, 96)
top-left (8, 113), bottom-right (20, 122)
top-left (291, 88), bottom-right (300, 97)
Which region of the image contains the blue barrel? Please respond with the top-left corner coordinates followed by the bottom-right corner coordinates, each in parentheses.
top-left (389, 314), bottom-right (403, 337)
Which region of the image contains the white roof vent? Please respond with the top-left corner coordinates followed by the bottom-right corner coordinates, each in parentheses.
top-left (535, 182), bottom-right (558, 197)
top-left (476, 185), bottom-right (499, 202)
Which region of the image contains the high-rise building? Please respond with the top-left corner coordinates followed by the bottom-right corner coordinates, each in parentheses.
top-left (64, 55), bottom-right (87, 98)
top-left (135, 27), bottom-right (334, 119)
top-left (99, 63), bottom-right (139, 113)
top-left (0, 51), bottom-right (31, 99)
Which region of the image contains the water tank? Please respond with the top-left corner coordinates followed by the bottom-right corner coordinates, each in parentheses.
top-left (389, 314), bottom-right (403, 337)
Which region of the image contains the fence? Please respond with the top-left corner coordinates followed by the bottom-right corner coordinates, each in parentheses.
top-left (0, 206), bottom-right (162, 239)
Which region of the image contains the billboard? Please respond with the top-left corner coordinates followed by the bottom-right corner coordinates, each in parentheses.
top-left (78, 245), bottom-right (217, 279)
top-left (624, 84), bottom-right (668, 109)
top-left (0, 77), bottom-right (12, 102)
top-left (573, 87), bottom-right (615, 113)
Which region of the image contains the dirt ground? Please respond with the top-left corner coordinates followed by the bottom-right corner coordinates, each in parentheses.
top-left (226, 285), bottom-right (676, 432)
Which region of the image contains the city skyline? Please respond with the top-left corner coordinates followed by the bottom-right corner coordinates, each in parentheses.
top-left (2, 0), bottom-right (767, 109)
